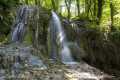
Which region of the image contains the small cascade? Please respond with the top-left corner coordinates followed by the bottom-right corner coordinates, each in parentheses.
top-left (34, 8), bottom-right (39, 44)
top-left (11, 6), bottom-right (30, 43)
top-left (61, 46), bottom-right (73, 62)
top-left (11, 5), bottom-right (40, 43)
top-left (50, 12), bottom-right (76, 64)
top-left (50, 18), bottom-right (58, 59)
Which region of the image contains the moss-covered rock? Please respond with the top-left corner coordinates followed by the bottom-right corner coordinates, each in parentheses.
top-left (61, 17), bottom-right (120, 77)
top-left (0, 7), bottom-right (15, 44)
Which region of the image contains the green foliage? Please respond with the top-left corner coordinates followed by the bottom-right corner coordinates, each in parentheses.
top-left (0, 0), bottom-right (18, 19)
top-left (22, 21), bottom-right (34, 45)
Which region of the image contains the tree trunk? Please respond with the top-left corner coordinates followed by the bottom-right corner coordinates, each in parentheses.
top-left (97, 0), bottom-right (103, 21)
top-left (39, 0), bottom-right (40, 6)
top-left (35, 0), bottom-right (37, 5)
top-left (68, 0), bottom-right (71, 19)
top-left (94, 0), bottom-right (96, 16)
top-left (51, 0), bottom-right (56, 11)
top-left (25, 0), bottom-right (28, 4)
top-left (85, 0), bottom-right (88, 13)
top-left (76, 0), bottom-right (80, 17)
top-left (86, 0), bottom-right (91, 19)
top-left (90, 7), bottom-right (94, 19)
top-left (110, 2), bottom-right (114, 31)
top-left (68, 8), bottom-right (70, 18)
top-left (64, 0), bottom-right (71, 19)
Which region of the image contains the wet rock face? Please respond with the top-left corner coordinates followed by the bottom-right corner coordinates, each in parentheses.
top-left (0, 52), bottom-right (28, 69)
top-left (80, 28), bottom-right (120, 77)
top-left (0, 69), bottom-right (6, 76)
top-left (0, 43), bottom-right (46, 76)
top-left (61, 18), bottom-right (85, 60)
top-left (0, 5), bottom-right (52, 46)
top-left (68, 42), bottom-right (84, 61)
top-left (61, 18), bottom-right (120, 77)
top-left (22, 5), bottom-right (52, 45)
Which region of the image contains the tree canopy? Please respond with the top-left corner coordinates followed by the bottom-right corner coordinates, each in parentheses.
top-left (1, 0), bottom-right (120, 31)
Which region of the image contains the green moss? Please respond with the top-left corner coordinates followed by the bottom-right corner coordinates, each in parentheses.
top-left (0, 7), bottom-right (15, 44)
top-left (5, 77), bottom-right (30, 80)
top-left (23, 22), bottom-right (34, 45)
top-left (46, 28), bottom-right (50, 56)
top-left (39, 24), bottom-right (43, 36)
top-left (0, 31), bottom-right (12, 45)
top-left (56, 38), bottom-right (61, 59)
top-left (4, 32), bottom-right (12, 44)
top-left (0, 34), bottom-right (5, 42)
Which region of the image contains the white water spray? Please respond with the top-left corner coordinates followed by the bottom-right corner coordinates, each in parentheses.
top-left (50, 12), bottom-right (78, 64)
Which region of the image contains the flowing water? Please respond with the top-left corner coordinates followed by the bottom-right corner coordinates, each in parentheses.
top-left (11, 5), bottom-right (39, 43)
top-left (11, 5), bottom-right (77, 64)
top-left (34, 8), bottom-right (39, 44)
top-left (50, 12), bottom-right (77, 64)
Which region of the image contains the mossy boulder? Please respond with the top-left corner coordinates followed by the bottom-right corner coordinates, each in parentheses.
top-left (0, 7), bottom-right (15, 44)
top-left (61, 18), bottom-right (120, 77)
top-left (80, 27), bottom-right (120, 77)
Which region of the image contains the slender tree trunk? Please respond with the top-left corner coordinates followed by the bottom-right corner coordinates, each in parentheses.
top-left (39, 0), bottom-right (40, 6)
top-left (68, 0), bottom-right (71, 19)
top-left (76, 0), bottom-right (80, 17)
top-left (35, 0), bottom-right (37, 5)
top-left (64, 0), bottom-right (71, 19)
top-left (90, 7), bottom-right (94, 19)
top-left (51, 0), bottom-right (56, 11)
top-left (110, 2), bottom-right (114, 31)
top-left (85, 0), bottom-right (88, 13)
top-left (94, 0), bottom-right (96, 16)
top-left (86, 0), bottom-right (91, 19)
top-left (68, 8), bottom-right (70, 18)
top-left (25, 0), bottom-right (28, 4)
top-left (97, 0), bottom-right (103, 21)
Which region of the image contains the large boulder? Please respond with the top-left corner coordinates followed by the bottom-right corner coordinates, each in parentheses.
top-left (68, 42), bottom-right (85, 61)
top-left (0, 43), bottom-right (46, 76)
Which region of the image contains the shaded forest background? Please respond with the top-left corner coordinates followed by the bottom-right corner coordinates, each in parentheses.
top-left (1, 0), bottom-right (120, 32)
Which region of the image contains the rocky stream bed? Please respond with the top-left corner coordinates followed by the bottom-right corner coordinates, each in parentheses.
top-left (0, 44), bottom-right (118, 80)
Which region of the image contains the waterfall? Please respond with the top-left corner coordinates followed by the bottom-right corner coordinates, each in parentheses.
top-left (34, 8), bottom-right (39, 44)
top-left (11, 5), bottom-right (39, 43)
top-left (50, 12), bottom-right (76, 64)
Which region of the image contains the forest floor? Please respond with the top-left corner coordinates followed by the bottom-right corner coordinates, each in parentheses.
top-left (0, 44), bottom-right (117, 80)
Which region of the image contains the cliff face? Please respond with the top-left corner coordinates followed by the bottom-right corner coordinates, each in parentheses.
top-left (80, 28), bottom-right (120, 77)
top-left (61, 18), bottom-right (120, 77)
top-left (0, 5), bottom-right (52, 57)
top-left (0, 5), bottom-right (51, 44)
top-left (0, 7), bottom-right (14, 44)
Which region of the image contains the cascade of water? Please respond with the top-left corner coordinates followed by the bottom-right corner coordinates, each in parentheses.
top-left (11, 5), bottom-right (39, 44)
top-left (11, 6), bottom-right (27, 43)
top-left (50, 16), bottom-right (58, 59)
top-left (50, 12), bottom-right (74, 63)
top-left (34, 7), bottom-right (39, 44)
